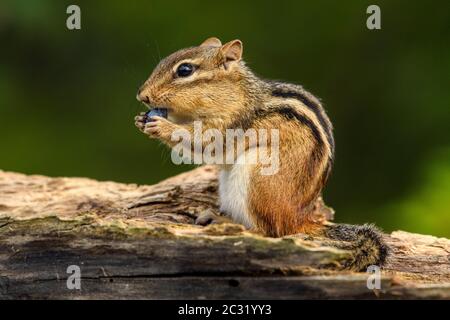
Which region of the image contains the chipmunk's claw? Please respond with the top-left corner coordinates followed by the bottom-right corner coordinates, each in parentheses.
top-left (134, 112), bottom-right (147, 131)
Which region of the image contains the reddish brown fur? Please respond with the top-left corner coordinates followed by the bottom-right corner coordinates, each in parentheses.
top-left (246, 114), bottom-right (329, 237)
top-left (136, 38), bottom-right (333, 237)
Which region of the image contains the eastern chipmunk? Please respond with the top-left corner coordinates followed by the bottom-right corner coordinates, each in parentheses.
top-left (136, 36), bottom-right (332, 236)
top-left (135, 37), bottom-right (388, 268)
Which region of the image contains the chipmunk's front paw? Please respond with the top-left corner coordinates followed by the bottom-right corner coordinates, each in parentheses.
top-left (134, 112), bottom-right (147, 132)
top-left (195, 209), bottom-right (231, 226)
top-left (143, 116), bottom-right (176, 141)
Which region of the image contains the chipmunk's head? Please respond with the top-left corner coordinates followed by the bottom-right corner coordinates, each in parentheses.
top-left (137, 37), bottom-right (249, 122)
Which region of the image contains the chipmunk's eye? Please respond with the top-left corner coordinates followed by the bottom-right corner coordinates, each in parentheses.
top-left (176, 63), bottom-right (194, 77)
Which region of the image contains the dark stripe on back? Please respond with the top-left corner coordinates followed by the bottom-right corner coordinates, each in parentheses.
top-left (274, 106), bottom-right (324, 147)
top-left (257, 106), bottom-right (329, 204)
top-left (230, 104), bottom-right (332, 204)
top-left (231, 105), bottom-right (325, 148)
top-left (271, 89), bottom-right (334, 155)
top-left (279, 105), bottom-right (333, 188)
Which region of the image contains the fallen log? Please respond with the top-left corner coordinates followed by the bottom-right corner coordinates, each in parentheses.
top-left (0, 166), bottom-right (448, 299)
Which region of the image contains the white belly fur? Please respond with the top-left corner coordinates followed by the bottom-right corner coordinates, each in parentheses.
top-left (218, 152), bottom-right (256, 229)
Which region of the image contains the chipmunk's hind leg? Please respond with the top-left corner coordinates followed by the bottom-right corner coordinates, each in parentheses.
top-left (247, 168), bottom-right (322, 237)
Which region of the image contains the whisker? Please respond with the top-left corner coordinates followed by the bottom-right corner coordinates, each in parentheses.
top-left (154, 39), bottom-right (162, 61)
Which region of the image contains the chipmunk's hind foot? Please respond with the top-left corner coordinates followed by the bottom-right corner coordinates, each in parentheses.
top-left (195, 209), bottom-right (232, 226)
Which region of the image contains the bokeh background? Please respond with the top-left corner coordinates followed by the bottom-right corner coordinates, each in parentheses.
top-left (1, 0), bottom-right (449, 237)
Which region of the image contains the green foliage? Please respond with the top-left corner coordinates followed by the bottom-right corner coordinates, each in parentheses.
top-left (0, 0), bottom-right (449, 236)
top-left (383, 149), bottom-right (450, 237)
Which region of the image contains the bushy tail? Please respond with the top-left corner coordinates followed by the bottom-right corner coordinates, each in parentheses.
top-left (322, 223), bottom-right (389, 271)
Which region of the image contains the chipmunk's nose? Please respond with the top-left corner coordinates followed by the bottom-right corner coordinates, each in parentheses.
top-left (136, 87), bottom-right (150, 104)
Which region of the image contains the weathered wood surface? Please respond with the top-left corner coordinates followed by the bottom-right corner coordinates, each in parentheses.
top-left (0, 166), bottom-right (449, 299)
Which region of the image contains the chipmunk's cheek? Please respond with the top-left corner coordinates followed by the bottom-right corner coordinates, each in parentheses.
top-left (165, 104), bottom-right (184, 117)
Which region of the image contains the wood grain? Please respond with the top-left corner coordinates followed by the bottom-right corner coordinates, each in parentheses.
top-left (0, 166), bottom-right (448, 299)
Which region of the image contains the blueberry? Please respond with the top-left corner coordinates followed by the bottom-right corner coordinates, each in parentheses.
top-left (144, 108), bottom-right (168, 123)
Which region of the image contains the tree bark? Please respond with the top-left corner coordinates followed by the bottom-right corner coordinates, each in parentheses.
top-left (0, 166), bottom-right (449, 299)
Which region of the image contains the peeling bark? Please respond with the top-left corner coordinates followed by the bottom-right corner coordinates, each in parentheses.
top-left (0, 166), bottom-right (449, 299)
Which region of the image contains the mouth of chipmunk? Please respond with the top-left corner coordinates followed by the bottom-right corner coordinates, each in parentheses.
top-left (142, 106), bottom-right (170, 120)
top-left (140, 100), bottom-right (170, 115)
top-left (140, 102), bottom-right (191, 124)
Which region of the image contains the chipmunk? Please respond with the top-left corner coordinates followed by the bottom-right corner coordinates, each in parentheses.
top-left (135, 37), bottom-right (387, 269)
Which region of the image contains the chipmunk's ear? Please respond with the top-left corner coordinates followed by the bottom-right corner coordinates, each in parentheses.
top-left (200, 37), bottom-right (222, 47)
top-left (220, 40), bottom-right (243, 67)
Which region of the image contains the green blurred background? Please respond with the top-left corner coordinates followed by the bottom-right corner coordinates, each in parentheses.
top-left (1, 0), bottom-right (449, 237)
